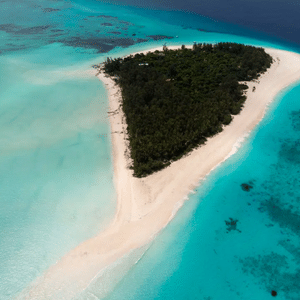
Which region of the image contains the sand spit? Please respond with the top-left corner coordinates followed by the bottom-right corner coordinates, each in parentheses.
top-left (17, 47), bottom-right (300, 299)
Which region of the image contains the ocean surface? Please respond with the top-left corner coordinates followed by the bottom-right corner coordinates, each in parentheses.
top-left (0, 0), bottom-right (300, 299)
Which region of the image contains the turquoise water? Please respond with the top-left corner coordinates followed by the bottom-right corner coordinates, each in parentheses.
top-left (0, 0), bottom-right (300, 299)
top-left (0, 44), bottom-right (117, 298)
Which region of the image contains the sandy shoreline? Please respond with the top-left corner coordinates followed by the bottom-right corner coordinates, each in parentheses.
top-left (18, 46), bottom-right (300, 299)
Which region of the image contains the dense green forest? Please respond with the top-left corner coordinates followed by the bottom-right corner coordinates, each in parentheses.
top-left (103, 42), bottom-right (273, 177)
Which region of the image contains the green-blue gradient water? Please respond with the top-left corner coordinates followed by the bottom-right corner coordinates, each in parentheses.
top-left (0, 0), bottom-right (300, 299)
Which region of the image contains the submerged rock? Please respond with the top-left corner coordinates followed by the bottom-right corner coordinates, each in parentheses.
top-left (271, 290), bottom-right (277, 297)
top-left (241, 183), bottom-right (253, 191)
top-left (225, 218), bottom-right (241, 232)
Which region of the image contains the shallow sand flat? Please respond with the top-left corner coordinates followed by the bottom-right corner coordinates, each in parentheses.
top-left (17, 47), bottom-right (300, 299)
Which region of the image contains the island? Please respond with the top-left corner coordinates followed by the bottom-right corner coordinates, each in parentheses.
top-left (18, 44), bottom-right (300, 300)
top-left (102, 43), bottom-right (273, 177)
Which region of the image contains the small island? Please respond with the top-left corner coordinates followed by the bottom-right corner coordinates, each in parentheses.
top-left (103, 43), bottom-right (273, 177)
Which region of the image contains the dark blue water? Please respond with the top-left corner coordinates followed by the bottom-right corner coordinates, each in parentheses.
top-left (100, 0), bottom-right (300, 47)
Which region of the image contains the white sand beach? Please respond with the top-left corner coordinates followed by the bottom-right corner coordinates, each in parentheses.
top-left (18, 46), bottom-right (300, 299)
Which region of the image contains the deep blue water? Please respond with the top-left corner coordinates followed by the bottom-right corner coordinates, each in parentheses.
top-left (0, 0), bottom-right (300, 299)
top-left (100, 0), bottom-right (300, 48)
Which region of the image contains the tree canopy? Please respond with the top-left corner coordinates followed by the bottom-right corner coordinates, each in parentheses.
top-left (103, 42), bottom-right (273, 177)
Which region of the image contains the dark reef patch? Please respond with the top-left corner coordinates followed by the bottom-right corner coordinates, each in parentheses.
top-left (49, 33), bottom-right (64, 37)
top-left (0, 23), bottom-right (20, 33)
top-left (289, 110), bottom-right (300, 131)
top-left (96, 15), bottom-right (118, 19)
top-left (108, 31), bottom-right (122, 35)
top-left (240, 252), bottom-right (300, 299)
top-left (147, 35), bottom-right (174, 41)
top-left (260, 198), bottom-right (300, 235)
top-left (120, 21), bottom-right (131, 25)
top-left (136, 38), bottom-right (148, 43)
top-left (1, 44), bottom-right (28, 52)
top-left (14, 25), bottom-right (51, 35)
top-left (279, 140), bottom-right (300, 165)
top-left (42, 8), bottom-right (61, 13)
top-left (197, 28), bottom-right (214, 33)
top-left (59, 37), bottom-right (135, 53)
top-left (278, 240), bottom-right (300, 263)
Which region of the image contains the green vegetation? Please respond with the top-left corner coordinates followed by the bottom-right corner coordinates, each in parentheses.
top-left (103, 42), bottom-right (273, 177)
